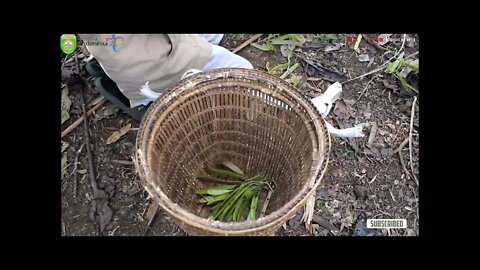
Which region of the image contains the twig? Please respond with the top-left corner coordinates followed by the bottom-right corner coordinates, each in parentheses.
top-left (143, 204), bottom-right (160, 236)
top-left (342, 65), bottom-right (385, 84)
top-left (392, 137), bottom-right (409, 155)
top-left (367, 122), bottom-right (378, 147)
top-left (383, 34), bottom-right (407, 67)
top-left (232, 34), bottom-right (263, 53)
top-left (389, 189), bottom-right (396, 202)
top-left (111, 160), bottom-right (135, 166)
top-left (410, 186), bottom-right (419, 221)
top-left (404, 51), bottom-right (419, 59)
top-left (302, 194), bottom-right (316, 233)
top-left (398, 34), bottom-right (407, 56)
top-left (368, 174), bottom-right (378, 184)
top-left (364, 35), bottom-right (390, 51)
top-left (69, 142), bottom-right (85, 176)
top-left (61, 49), bottom-right (79, 71)
top-left (301, 44), bottom-right (325, 49)
top-left (260, 189), bottom-right (273, 218)
top-left (62, 222), bottom-right (67, 236)
top-left (61, 97), bottom-right (107, 138)
top-left (76, 174), bottom-right (86, 200)
top-left (363, 149), bottom-right (375, 163)
top-left (75, 53), bottom-right (99, 195)
top-left (356, 75), bottom-right (377, 102)
top-left (61, 55), bottom-right (69, 70)
top-left (88, 95), bottom-right (105, 108)
top-left (306, 83), bottom-right (323, 93)
top-left (129, 187), bottom-right (144, 197)
top-left (342, 51), bottom-right (418, 84)
top-left (409, 96), bottom-right (418, 185)
top-left (398, 150), bottom-right (411, 180)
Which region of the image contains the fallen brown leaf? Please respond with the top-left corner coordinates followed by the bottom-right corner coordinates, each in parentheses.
top-left (106, 123), bottom-right (131, 145)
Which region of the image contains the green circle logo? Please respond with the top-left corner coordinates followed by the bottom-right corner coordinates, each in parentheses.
top-left (61, 34), bottom-right (77, 54)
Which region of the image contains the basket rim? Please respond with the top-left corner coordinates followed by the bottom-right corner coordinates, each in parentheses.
top-left (135, 68), bottom-right (331, 234)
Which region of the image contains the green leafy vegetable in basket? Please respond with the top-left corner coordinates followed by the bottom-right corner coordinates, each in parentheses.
top-left (196, 161), bottom-right (272, 222)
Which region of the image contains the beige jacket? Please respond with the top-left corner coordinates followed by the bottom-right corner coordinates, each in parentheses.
top-left (79, 34), bottom-right (212, 107)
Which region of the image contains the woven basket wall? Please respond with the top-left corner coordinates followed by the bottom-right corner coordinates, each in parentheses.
top-left (135, 68), bottom-right (331, 236)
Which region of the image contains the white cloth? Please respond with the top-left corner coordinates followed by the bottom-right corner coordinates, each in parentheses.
top-left (198, 34), bottom-right (224, 45)
top-left (199, 33), bottom-right (253, 70)
top-left (202, 44), bottom-right (253, 70)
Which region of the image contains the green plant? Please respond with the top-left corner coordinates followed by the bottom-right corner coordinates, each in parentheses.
top-left (251, 34), bottom-right (305, 52)
top-left (385, 52), bottom-right (419, 94)
top-left (315, 199), bottom-right (323, 209)
top-left (196, 161), bottom-right (272, 222)
top-left (266, 61), bottom-right (301, 86)
top-left (353, 34), bottom-right (362, 52)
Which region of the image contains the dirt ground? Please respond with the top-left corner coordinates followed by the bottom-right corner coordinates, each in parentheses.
top-left (61, 34), bottom-right (419, 236)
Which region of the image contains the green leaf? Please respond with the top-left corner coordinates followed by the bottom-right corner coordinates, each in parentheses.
top-left (286, 75), bottom-right (302, 86)
top-left (196, 184), bottom-right (236, 195)
top-left (211, 201), bottom-right (225, 211)
top-left (205, 167), bottom-right (247, 181)
top-left (385, 52), bottom-right (405, 74)
top-left (399, 60), bottom-right (419, 72)
top-left (247, 191), bottom-right (259, 221)
top-left (268, 62), bottom-right (290, 75)
top-left (221, 161), bottom-right (244, 176)
top-left (269, 40), bottom-right (303, 46)
top-left (280, 63), bottom-right (299, 79)
top-left (315, 199), bottom-right (323, 209)
top-left (216, 193), bottom-right (241, 221)
top-left (211, 195), bottom-right (231, 205)
top-left (267, 34), bottom-right (280, 39)
top-left (251, 43), bottom-right (276, 52)
top-left (271, 34), bottom-right (302, 41)
top-left (353, 34), bottom-right (362, 51)
top-left (214, 183), bottom-right (251, 221)
top-left (232, 197), bottom-right (244, 221)
top-left (267, 34), bottom-right (305, 46)
top-left (234, 188), bottom-right (255, 221)
top-left (247, 175), bottom-right (265, 182)
top-left (203, 189), bottom-right (233, 196)
top-left (395, 72), bottom-right (419, 94)
top-left (199, 192), bottom-right (231, 204)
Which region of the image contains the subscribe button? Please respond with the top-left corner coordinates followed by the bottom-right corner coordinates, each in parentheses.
top-left (367, 219), bottom-right (407, 229)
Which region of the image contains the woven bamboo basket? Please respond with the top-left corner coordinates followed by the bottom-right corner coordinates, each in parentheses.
top-left (135, 68), bottom-right (331, 236)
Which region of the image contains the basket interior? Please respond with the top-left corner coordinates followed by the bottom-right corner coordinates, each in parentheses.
top-left (142, 74), bottom-right (323, 221)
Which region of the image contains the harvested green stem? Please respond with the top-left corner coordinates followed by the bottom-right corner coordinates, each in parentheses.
top-left (198, 161), bottom-right (272, 222)
top-left (248, 192), bottom-right (259, 221)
